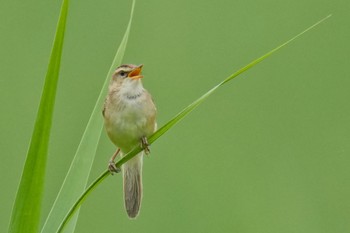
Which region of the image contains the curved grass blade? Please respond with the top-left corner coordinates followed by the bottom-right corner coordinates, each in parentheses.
top-left (40, 1), bottom-right (136, 233)
top-left (56, 14), bottom-right (331, 232)
top-left (121, 14), bottom-right (332, 165)
top-left (7, 1), bottom-right (70, 233)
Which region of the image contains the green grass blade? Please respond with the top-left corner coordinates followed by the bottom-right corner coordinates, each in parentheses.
top-left (41, 1), bottom-right (135, 233)
top-left (56, 15), bottom-right (331, 232)
top-left (7, 1), bottom-right (69, 233)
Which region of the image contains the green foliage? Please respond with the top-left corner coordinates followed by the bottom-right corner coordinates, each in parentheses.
top-left (8, 0), bottom-right (70, 232)
top-left (40, 1), bottom-right (136, 233)
top-left (4, 0), bottom-right (334, 231)
top-left (56, 14), bottom-right (332, 233)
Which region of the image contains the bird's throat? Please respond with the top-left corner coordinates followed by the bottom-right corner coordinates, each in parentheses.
top-left (125, 91), bottom-right (144, 100)
top-left (117, 80), bottom-right (145, 101)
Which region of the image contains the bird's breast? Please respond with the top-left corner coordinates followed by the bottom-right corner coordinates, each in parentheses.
top-left (104, 93), bottom-right (156, 152)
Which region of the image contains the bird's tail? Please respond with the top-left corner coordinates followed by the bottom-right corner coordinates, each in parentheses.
top-left (122, 152), bottom-right (143, 219)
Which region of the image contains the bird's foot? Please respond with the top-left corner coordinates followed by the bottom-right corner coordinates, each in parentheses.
top-left (108, 148), bottom-right (121, 174)
top-left (108, 161), bottom-right (121, 174)
top-left (141, 136), bottom-right (150, 155)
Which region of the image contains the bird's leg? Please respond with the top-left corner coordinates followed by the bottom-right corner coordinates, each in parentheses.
top-left (108, 148), bottom-right (121, 174)
top-left (141, 136), bottom-right (150, 155)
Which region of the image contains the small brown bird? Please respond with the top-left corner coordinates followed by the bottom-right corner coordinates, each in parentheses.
top-left (103, 64), bottom-right (157, 218)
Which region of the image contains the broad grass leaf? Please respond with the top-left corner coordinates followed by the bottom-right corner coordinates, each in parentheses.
top-left (8, 0), bottom-right (69, 232)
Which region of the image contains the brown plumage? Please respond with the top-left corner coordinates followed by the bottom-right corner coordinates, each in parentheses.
top-left (103, 64), bottom-right (157, 218)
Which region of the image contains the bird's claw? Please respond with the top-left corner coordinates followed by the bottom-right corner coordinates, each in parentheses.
top-left (108, 161), bottom-right (121, 174)
top-left (141, 136), bottom-right (150, 155)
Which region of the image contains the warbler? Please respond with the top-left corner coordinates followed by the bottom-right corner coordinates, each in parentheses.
top-left (103, 64), bottom-right (157, 218)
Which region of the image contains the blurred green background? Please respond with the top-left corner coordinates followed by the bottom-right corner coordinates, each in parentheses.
top-left (1, 0), bottom-right (349, 232)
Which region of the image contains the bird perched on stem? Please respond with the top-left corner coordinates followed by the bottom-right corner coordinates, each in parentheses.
top-left (103, 64), bottom-right (157, 218)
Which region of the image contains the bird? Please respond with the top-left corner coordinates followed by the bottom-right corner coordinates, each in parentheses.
top-left (102, 64), bottom-right (157, 218)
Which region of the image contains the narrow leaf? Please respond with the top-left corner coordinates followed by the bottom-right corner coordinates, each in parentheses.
top-left (41, 1), bottom-right (136, 233)
top-left (57, 15), bottom-right (331, 232)
top-left (8, 1), bottom-right (69, 233)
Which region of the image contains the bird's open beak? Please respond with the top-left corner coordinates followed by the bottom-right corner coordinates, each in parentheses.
top-left (128, 65), bottom-right (144, 80)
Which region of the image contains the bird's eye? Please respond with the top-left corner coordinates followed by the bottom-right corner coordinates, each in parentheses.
top-left (120, 71), bottom-right (127, 77)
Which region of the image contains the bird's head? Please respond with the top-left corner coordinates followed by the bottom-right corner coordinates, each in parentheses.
top-left (113, 64), bottom-right (143, 83)
top-left (110, 64), bottom-right (145, 96)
